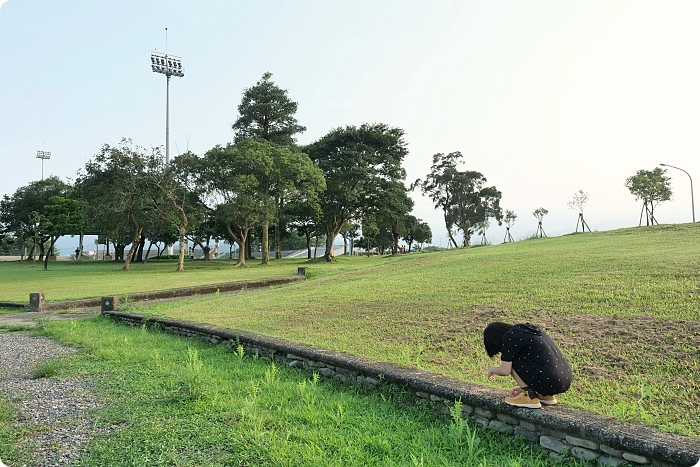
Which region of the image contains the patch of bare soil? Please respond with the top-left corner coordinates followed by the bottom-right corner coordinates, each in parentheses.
top-left (367, 305), bottom-right (700, 385)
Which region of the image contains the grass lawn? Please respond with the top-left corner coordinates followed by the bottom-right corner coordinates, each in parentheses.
top-left (0, 256), bottom-right (372, 303)
top-left (0, 319), bottom-right (587, 466)
top-left (1, 223), bottom-right (698, 436)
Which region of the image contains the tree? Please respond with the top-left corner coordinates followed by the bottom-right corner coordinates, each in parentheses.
top-left (306, 123), bottom-right (408, 261)
top-left (415, 152), bottom-right (502, 248)
top-left (567, 190), bottom-right (591, 233)
top-left (477, 220), bottom-right (490, 245)
top-left (232, 72), bottom-right (306, 146)
top-left (533, 207), bottom-right (548, 238)
top-left (447, 170), bottom-right (502, 247)
top-left (503, 210), bottom-right (516, 242)
top-left (195, 140), bottom-right (275, 268)
top-left (339, 221), bottom-right (359, 256)
top-left (402, 215), bottom-right (432, 253)
top-left (75, 139), bottom-right (161, 271)
top-left (0, 177), bottom-right (74, 261)
top-left (413, 152), bottom-right (462, 248)
top-left (372, 180), bottom-right (414, 255)
top-left (624, 168), bottom-right (672, 226)
top-left (38, 195), bottom-right (84, 270)
top-left (259, 145), bottom-right (325, 264)
top-left (147, 153), bottom-right (205, 272)
top-left (285, 199), bottom-right (322, 259)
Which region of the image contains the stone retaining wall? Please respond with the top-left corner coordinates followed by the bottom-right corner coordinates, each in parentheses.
top-left (102, 310), bottom-right (700, 467)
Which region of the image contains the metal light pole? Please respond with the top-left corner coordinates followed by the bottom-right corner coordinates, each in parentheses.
top-left (36, 150), bottom-right (51, 180)
top-left (660, 163), bottom-right (695, 223)
top-left (151, 28), bottom-right (184, 165)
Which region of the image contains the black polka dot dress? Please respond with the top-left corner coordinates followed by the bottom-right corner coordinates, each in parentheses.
top-left (500, 323), bottom-right (573, 396)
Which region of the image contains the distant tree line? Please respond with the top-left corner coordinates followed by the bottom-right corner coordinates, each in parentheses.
top-left (0, 73), bottom-right (432, 271)
top-left (0, 72), bottom-right (681, 269)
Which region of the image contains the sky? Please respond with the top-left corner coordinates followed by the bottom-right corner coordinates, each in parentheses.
top-left (1, 1), bottom-right (699, 251)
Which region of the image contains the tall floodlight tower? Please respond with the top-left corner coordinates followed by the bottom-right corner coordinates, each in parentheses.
top-left (36, 150), bottom-right (51, 180)
top-left (151, 28), bottom-right (184, 165)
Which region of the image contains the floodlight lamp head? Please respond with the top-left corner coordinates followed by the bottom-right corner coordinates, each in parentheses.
top-left (150, 51), bottom-right (184, 77)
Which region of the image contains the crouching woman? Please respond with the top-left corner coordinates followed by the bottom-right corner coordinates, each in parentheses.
top-left (484, 322), bottom-right (572, 408)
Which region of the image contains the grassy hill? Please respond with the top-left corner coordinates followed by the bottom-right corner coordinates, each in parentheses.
top-left (136, 223), bottom-right (700, 436)
top-left (2, 223), bottom-right (698, 435)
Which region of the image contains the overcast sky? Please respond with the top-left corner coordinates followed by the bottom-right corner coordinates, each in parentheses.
top-left (1, 1), bottom-right (699, 249)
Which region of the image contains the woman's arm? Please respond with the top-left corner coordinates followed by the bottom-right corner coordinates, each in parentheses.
top-left (487, 360), bottom-right (513, 381)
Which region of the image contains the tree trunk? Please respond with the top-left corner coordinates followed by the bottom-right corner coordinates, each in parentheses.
top-left (78, 232), bottom-right (84, 261)
top-left (43, 237), bottom-right (57, 270)
top-left (144, 240), bottom-right (154, 262)
top-left (226, 223), bottom-right (247, 268)
top-left (392, 220), bottom-right (400, 255)
top-left (123, 227), bottom-right (142, 271)
top-left (176, 229), bottom-right (186, 272)
top-left (275, 197), bottom-right (283, 260)
top-left (306, 232), bottom-right (312, 259)
top-left (136, 234), bottom-right (146, 262)
top-left (407, 240), bottom-right (413, 253)
top-left (261, 221), bottom-right (270, 265)
top-left (446, 228), bottom-right (458, 249)
top-left (324, 222), bottom-right (342, 262)
top-left (343, 232), bottom-right (348, 255)
top-left (463, 228), bottom-right (472, 247)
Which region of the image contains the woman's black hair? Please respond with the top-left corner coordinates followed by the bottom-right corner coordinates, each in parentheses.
top-left (483, 322), bottom-right (513, 358)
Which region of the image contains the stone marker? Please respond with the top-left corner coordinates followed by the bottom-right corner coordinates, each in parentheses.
top-left (29, 293), bottom-right (44, 312)
top-left (100, 296), bottom-right (120, 312)
top-left (297, 267), bottom-right (307, 276)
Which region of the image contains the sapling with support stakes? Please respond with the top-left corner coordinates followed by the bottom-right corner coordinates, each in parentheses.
top-left (624, 168), bottom-right (672, 226)
top-left (533, 207), bottom-right (548, 238)
top-left (567, 189), bottom-right (591, 233)
top-left (502, 210), bottom-right (516, 242)
top-left (477, 220), bottom-right (490, 245)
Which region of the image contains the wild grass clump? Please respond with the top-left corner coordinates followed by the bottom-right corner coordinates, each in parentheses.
top-left (172, 347), bottom-right (207, 401)
top-left (2, 317), bottom-right (588, 466)
top-left (31, 360), bottom-right (60, 379)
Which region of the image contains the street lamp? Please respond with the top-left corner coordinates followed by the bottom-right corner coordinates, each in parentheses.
top-left (151, 28), bottom-right (184, 165)
top-left (660, 163), bottom-right (695, 223)
top-left (36, 150), bottom-right (51, 180)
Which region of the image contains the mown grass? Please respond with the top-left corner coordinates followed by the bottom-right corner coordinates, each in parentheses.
top-left (131, 224), bottom-right (700, 436)
top-left (2, 224), bottom-right (698, 436)
top-left (0, 256), bottom-right (372, 303)
top-left (0, 319), bottom-right (587, 466)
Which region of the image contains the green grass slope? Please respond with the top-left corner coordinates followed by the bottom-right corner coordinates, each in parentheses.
top-left (146, 224), bottom-right (700, 436)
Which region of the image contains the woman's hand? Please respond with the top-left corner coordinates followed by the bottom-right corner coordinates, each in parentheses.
top-left (509, 386), bottom-right (522, 397)
top-left (487, 361), bottom-right (513, 382)
top-left (487, 367), bottom-right (496, 382)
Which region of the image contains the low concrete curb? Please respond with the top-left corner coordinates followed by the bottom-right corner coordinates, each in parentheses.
top-left (102, 310), bottom-right (700, 467)
top-left (15, 269), bottom-right (307, 312)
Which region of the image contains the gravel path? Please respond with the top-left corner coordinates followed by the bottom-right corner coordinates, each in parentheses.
top-left (0, 333), bottom-right (101, 467)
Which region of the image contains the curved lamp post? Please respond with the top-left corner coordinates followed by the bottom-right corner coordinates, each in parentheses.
top-left (660, 163), bottom-right (695, 223)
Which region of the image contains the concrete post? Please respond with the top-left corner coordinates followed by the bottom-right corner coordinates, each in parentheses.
top-left (297, 267), bottom-right (307, 277)
top-left (29, 293), bottom-right (44, 312)
top-left (101, 296), bottom-right (120, 313)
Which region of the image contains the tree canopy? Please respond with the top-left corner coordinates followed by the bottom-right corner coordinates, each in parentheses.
top-left (231, 72), bottom-right (306, 145)
top-left (624, 168), bottom-right (672, 226)
top-left (415, 152), bottom-right (502, 248)
top-left (306, 123), bottom-right (408, 261)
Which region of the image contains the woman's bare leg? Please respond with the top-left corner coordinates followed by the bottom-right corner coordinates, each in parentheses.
top-left (511, 368), bottom-right (527, 388)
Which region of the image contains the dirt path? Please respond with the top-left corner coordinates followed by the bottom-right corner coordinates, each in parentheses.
top-left (0, 309), bottom-right (100, 327)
